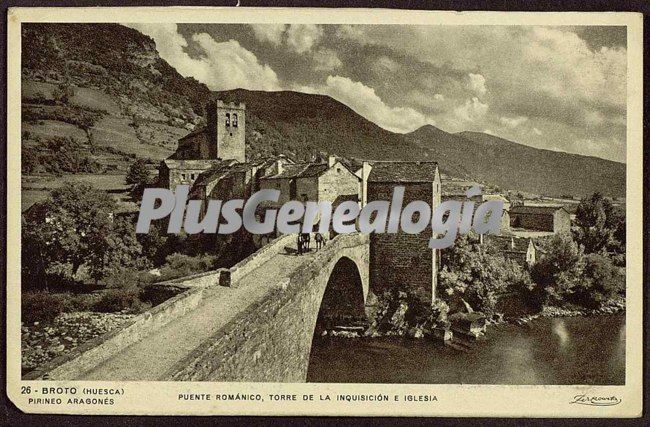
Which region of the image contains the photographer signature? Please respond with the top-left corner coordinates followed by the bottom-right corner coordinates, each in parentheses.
top-left (570, 394), bottom-right (621, 406)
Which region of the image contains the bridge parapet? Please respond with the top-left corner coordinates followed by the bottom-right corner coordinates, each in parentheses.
top-left (25, 233), bottom-right (370, 381)
top-left (167, 233), bottom-right (369, 382)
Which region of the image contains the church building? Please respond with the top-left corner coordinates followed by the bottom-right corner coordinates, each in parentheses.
top-left (159, 100), bottom-right (246, 189)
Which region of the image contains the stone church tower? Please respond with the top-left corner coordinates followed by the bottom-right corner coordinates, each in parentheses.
top-left (169, 100), bottom-right (246, 162)
top-left (159, 100), bottom-right (246, 189)
top-left (206, 100), bottom-right (246, 163)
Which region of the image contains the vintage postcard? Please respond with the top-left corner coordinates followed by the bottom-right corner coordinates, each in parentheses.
top-left (6, 7), bottom-right (643, 417)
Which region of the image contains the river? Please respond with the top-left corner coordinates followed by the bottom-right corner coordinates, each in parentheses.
top-left (307, 315), bottom-right (625, 385)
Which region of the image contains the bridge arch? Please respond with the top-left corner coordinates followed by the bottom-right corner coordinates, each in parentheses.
top-left (313, 256), bottom-right (368, 336)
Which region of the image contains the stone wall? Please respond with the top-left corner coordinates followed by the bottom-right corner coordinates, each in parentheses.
top-left (510, 212), bottom-right (554, 231)
top-left (165, 233), bottom-right (369, 382)
top-left (259, 178), bottom-right (292, 205)
top-left (295, 176), bottom-right (319, 202)
top-left (318, 163), bottom-right (360, 205)
top-left (367, 181), bottom-right (437, 305)
top-left (159, 159), bottom-right (215, 189)
top-left (553, 209), bottom-right (571, 234)
top-left (175, 130), bottom-right (210, 160)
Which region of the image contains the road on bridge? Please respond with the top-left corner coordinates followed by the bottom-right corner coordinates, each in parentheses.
top-left (77, 246), bottom-right (319, 381)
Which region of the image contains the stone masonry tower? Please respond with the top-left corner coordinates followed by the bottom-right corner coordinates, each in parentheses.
top-left (206, 100), bottom-right (246, 162)
top-left (366, 161), bottom-right (441, 306)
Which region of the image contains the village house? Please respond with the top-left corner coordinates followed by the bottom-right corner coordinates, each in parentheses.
top-left (440, 182), bottom-right (511, 234)
top-left (155, 97), bottom-right (368, 249)
top-left (159, 159), bottom-right (221, 190)
top-left (257, 155), bottom-right (361, 208)
top-left (366, 161), bottom-right (441, 306)
top-left (482, 193), bottom-right (511, 232)
top-left (483, 234), bottom-right (537, 267)
top-left (509, 205), bottom-right (571, 234)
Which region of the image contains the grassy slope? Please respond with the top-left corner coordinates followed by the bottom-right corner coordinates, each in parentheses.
top-left (20, 23), bottom-right (213, 208)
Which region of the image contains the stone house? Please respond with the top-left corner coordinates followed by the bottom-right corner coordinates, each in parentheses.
top-left (366, 161), bottom-right (441, 306)
top-left (258, 156), bottom-right (361, 207)
top-left (482, 194), bottom-right (511, 232)
top-left (440, 190), bottom-right (511, 234)
top-left (510, 205), bottom-right (571, 234)
top-left (188, 160), bottom-right (253, 203)
top-left (483, 234), bottom-right (537, 267)
top-left (159, 159), bottom-right (222, 190)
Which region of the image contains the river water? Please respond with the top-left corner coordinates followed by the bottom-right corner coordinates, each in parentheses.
top-left (307, 315), bottom-right (625, 385)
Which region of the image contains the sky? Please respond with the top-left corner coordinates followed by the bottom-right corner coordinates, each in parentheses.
top-left (126, 23), bottom-right (627, 163)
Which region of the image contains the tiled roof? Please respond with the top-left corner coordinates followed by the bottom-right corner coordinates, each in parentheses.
top-left (485, 235), bottom-right (531, 253)
top-left (191, 160), bottom-right (241, 186)
top-left (368, 161), bottom-right (438, 183)
top-left (266, 163), bottom-right (312, 179)
top-left (510, 205), bottom-right (567, 215)
top-left (263, 162), bottom-right (347, 179)
top-left (339, 157), bottom-right (364, 172)
top-left (179, 126), bottom-right (206, 141)
top-left (162, 159), bottom-right (220, 169)
top-left (298, 164), bottom-right (329, 178)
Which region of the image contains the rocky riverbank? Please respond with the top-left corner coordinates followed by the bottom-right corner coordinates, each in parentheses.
top-left (322, 296), bottom-right (626, 340)
top-left (22, 311), bottom-right (135, 373)
top-left (507, 297), bottom-right (626, 326)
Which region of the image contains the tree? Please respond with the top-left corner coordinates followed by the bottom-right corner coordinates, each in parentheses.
top-left (574, 192), bottom-right (625, 256)
top-left (438, 233), bottom-right (531, 316)
top-left (21, 182), bottom-right (144, 286)
top-left (136, 221), bottom-right (169, 266)
top-left (530, 234), bottom-right (585, 305)
top-left (85, 216), bottom-right (148, 282)
top-left (571, 253), bottom-right (625, 308)
top-left (125, 158), bottom-right (151, 200)
top-left (52, 83), bottom-right (75, 104)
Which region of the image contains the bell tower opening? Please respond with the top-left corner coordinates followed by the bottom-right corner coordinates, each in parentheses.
top-left (206, 100), bottom-right (246, 162)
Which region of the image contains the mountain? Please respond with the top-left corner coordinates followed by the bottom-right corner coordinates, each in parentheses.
top-left (457, 131), bottom-right (624, 198)
top-left (214, 90), bottom-right (625, 197)
top-left (21, 23), bottom-right (212, 170)
top-left (20, 23), bottom-right (625, 202)
top-left (214, 89), bottom-right (438, 165)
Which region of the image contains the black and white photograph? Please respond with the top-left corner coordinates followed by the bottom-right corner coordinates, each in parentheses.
top-left (5, 6), bottom-right (643, 418)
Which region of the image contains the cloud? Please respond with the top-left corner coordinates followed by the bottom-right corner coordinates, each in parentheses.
top-left (468, 73), bottom-right (487, 96)
top-left (332, 24), bottom-right (626, 161)
top-left (250, 24), bottom-right (286, 46)
top-left (126, 23), bottom-right (280, 91)
top-left (308, 76), bottom-right (431, 133)
top-left (127, 23), bottom-right (626, 161)
top-left (499, 115), bottom-right (528, 128)
top-left (286, 24), bottom-right (323, 53)
top-left (373, 56), bottom-right (400, 74)
top-left (335, 24), bottom-right (367, 42)
top-left (455, 97), bottom-right (489, 123)
top-left (313, 48), bottom-right (342, 71)
top-left (191, 35), bottom-right (281, 91)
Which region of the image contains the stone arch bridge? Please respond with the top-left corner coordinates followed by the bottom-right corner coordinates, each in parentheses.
top-left (30, 233), bottom-right (370, 382)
